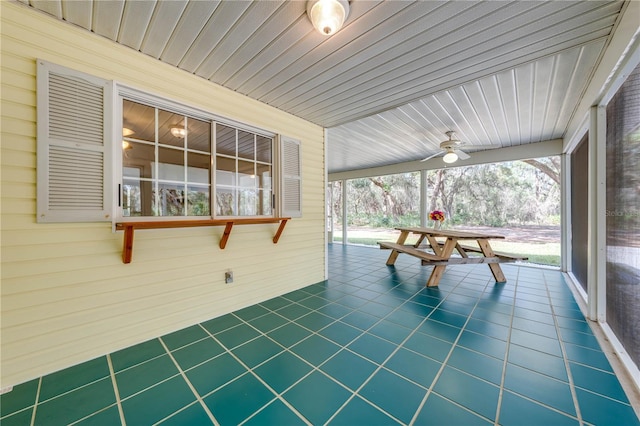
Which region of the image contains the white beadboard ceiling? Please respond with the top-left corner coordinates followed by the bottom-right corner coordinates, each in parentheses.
top-left (21, 0), bottom-right (626, 173)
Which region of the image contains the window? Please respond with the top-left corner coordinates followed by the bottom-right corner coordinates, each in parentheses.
top-left (37, 60), bottom-right (301, 223)
top-left (122, 100), bottom-right (212, 217)
top-left (214, 124), bottom-right (273, 217)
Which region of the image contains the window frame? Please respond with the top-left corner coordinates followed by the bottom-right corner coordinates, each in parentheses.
top-left (114, 84), bottom-right (280, 223)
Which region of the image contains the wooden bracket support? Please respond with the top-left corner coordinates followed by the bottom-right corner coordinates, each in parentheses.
top-left (115, 217), bottom-right (290, 264)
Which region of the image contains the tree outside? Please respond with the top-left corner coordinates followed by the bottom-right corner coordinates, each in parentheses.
top-left (329, 157), bottom-right (561, 266)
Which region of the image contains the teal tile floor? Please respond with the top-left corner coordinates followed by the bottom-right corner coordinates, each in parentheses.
top-left (2, 244), bottom-right (639, 425)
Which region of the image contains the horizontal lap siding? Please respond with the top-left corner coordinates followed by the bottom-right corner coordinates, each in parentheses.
top-left (0, 2), bottom-right (325, 387)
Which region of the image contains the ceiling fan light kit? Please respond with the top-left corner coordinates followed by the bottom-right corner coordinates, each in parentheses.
top-left (307, 0), bottom-right (349, 36)
top-left (442, 149), bottom-right (458, 163)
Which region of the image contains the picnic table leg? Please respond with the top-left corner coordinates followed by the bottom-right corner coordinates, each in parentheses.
top-left (477, 239), bottom-right (507, 283)
top-left (426, 235), bottom-right (443, 256)
top-left (386, 230), bottom-right (410, 265)
top-left (426, 238), bottom-right (457, 287)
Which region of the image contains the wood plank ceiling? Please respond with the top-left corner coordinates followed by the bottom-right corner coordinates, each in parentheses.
top-left (21, 0), bottom-right (626, 173)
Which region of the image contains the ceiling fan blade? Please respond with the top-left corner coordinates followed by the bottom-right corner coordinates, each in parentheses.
top-left (420, 152), bottom-right (442, 162)
top-left (454, 149), bottom-right (470, 160)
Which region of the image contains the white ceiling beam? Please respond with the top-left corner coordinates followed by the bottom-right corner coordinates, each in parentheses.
top-left (328, 138), bottom-right (563, 181)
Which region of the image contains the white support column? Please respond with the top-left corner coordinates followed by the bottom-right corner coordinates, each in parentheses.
top-left (341, 179), bottom-right (347, 245)
top-left (560, 153), bottom-right (570, 273)
top-left (420, 170), bottom-right (428, 227)
top-left (587, 105), bottom-right (607, 322)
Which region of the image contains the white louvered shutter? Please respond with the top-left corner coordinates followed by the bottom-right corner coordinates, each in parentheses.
top-left (280, 136), bottom-right (302, 218)
top-left (37, 60), bottom-right (112, 222)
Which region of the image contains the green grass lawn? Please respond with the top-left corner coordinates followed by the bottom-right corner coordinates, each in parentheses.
top-left (333, 232), bottom-right (560, 267)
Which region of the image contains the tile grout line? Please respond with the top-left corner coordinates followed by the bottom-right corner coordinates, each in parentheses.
top-left (29, 376), bottom-right (42, 426)
top-left (106, 354), bottom-right (127, 426)
top-left (408, 275), bottom-right (496, 426)
top-left (157, 337), bottom-right (220, 426)
top-left (543, 271), bottom-right (584, 425)
top-left (493, 265), bottom-right (520, 425)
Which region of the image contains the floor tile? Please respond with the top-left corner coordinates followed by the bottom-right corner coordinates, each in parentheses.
top-left (507, 344), bottom-right (568, 381)
top-left (359, 368), bottom-right (426, 424)
top-left (511, 316), bottom-right (558, 339)
top-left (429, 308), bottom-right (469, 328)
top-left (296, 311), bottom-right (335, 331)
top-left (357, 301), bottom-right (396, 318)
top-left (110, 338), bottom-right (166, 372)
top-left (559, 329), bottom-right (602, 351)
top-left (465, 318), bottom-right (510, 341)
top-left (158, 402), bottom-right (211, 425)
top-left (215, 323), bottom-right (261, 349)
top-left (247, 312), bottom-right (289, 334)
top-left (509, 328), bottom-right (562, 357)
top-left (503, 363), bottom-right (575, 416)
top-left (414, 393), bottom-right (492, 425)
top-left (243, 399), bottom-right (307, 426)
top-left (0, 378), bottom-right (39, 417)
top-left (0, 408), bottom-right (33, 426)
top-left (283, 371), bottom-right (351, 425)
top-left (368, 320), bottom-right (413, 344)
top-left (171, 337), bottom-right (225, 370)
top-left (417, 319), bottom-right (463, 343)
top-left (201, 313), bottom-right (242, 334)
top-left (282, 289), bottom-right (313, 302)
top-left (318, 320), bottom-right (363, 345)
top-left (234, 304), bottom-right (270, 322)
top-left (563, 342), bottom-right (613, 372)
top-left (347, 333), bottom-right (397, 364)
top-left (456, 330), bottom-right (507, 360)
top-left (254, 351), bottom-right (313, 393)
top-left (316, 302), bottom-right (352, 319)
top-left (290, 334), bottom-right (341, 366)
top-left (403, 331), bottom-right (453, 362)
top-left (569, 362), bottom-right (628, 402)
top-left (74, 405), bottom-right (122, 425)
top-left (185, 353), bottom-right (247, 396)
top-left (267, 323), bottom-right (312, 347)
top-left (499, 390), bottom-right (579, 426)
top-left (35, 378), bottom-right (115, 426)
top-left (121, 376), bottom-right (195, 425)
top-left (275, 303), bottom-right (312, 320)
top-left (259, 296), bottom-right (292, 311)
top-left (328, 395), bottom-right (401, 425)
top-left (320, 349), bottom-right (378, 391)
top-left (384, 308), bottom-right (425, 329)
top-left (384, 347), bottom-right (441, 388)
top-left (447, 346), bottom-right (504, 385)
top-left (231, 336), bottom-right (283, 368)
top-left (204, 373), bottom-right (275, 425)
top-left (115, 354), bottom-right (179, 399)
top-left (297, 295), bottom-right (331, 310)
top-left (340, 310), bottom-right (380, 330)
top-left (161, 325), bottom-right (209, 350)
top-left (433, 366), bottom-right (500, 421)
top-left (575, 387), bottom-right (640, 426)
top-left (39, 357), bottom-right (110, 401)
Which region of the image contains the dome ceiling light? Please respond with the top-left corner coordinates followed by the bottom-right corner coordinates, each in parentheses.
top-left (306, 0), bottom-right (350, 36)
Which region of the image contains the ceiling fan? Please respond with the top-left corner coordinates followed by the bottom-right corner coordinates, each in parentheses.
top-left (420, 131), bottom-right (472, 163)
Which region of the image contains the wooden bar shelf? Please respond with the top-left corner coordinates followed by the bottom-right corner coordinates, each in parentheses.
top-left (115, 217), bottom-right (290, 264)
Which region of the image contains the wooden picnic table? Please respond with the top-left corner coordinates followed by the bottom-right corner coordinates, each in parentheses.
top-left (378, 226), bottom-right (527, 287)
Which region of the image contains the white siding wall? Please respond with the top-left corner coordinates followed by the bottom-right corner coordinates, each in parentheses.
top-left (0, 2), bottom-right (326, 387)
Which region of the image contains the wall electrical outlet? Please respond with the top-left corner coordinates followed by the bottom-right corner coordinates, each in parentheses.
top-left (225, 271), bottom-right (233, 284)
